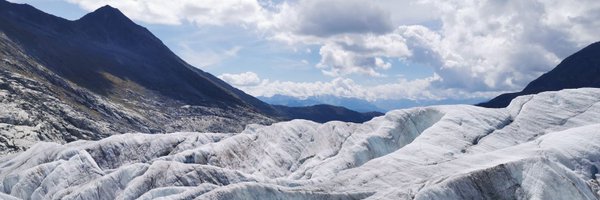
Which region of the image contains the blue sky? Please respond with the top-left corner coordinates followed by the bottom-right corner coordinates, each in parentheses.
top-left (8, 0), bottom-right (600, 102)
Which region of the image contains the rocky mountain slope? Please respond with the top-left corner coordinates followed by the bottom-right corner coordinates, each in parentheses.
top-left (0, 30), bottom-right (274, 154)
top-left (479, 41), bottom-right (600, 108)
top-left (0, 1), bottom-right (379, 154)
top-left (1, 88), bottom-right (599, 199)
top-left (0, 2), bottom-right (270, 111)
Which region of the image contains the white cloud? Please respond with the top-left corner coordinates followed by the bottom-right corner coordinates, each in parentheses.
top-left (67, 0), bottom-right (267, 26)
top-left (374, 58), bottom-right (391, 70)
top-left (409, 0), bottom-right (600, 91)
top-left (316, 42), bottom-right (386, 77)
top-left (178, 45), bottom-right (243, 69)
top-left (267, 0), bottom-right (600, 91)
top-left (224, 46), bottom-right (243, 57)
top-left (313, 33), bottom-right (412, 77)
top-left (218, 72), bottom-right (261, 86)
top-left (292, 0), bottom-right (393, 37)
top-left (268, 0), bottom-right (600, 91)
top-left (219, 72), bottom-right (500, 101)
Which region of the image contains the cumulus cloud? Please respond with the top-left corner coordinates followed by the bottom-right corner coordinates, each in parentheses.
top-left (293, 0), bottom-right (393, 37)
top-left (265, 0), bottom-right (413, 77)
top-left (219, 72), bottom-right (500, 101)
top-left (218, 72), bottom-right (261, 86)
top-left (268, 0), bottom-right (600, 91)
top-left (66, 0), bottom-right (267, 26)
top-left (179, 45), bottom-right (243, 69)
top-left (269, 0), bottom-right (600, 91)
top-left (313, 32), bottom-right (412, 77)
top-left (317, 43), bottom-right (383, 77)
top-left (408, 0), bottom-right (600, 91)
top-left (374, 58), bottom-right (391, 70)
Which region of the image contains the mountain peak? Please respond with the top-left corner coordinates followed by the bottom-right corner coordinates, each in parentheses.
top-left (95, 5), bottom-right (120, 13)
top-left (75, 4), bottom-right (150, 44)
top-left (78, 5), bottom-right (131, 24)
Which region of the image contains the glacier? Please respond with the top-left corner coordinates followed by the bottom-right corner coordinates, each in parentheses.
top-left (1, 88), bottom-right (600, 199)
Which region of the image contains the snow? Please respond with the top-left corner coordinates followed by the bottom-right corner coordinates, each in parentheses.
top-left (1, 88), bottom-right (600, 199)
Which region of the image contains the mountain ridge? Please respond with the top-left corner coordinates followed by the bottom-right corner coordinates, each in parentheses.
top-left (260, 94), bottom-right (488, 112)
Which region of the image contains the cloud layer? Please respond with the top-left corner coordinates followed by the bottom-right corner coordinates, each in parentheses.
top-left (217, 72), bottom-right (500, 101)
top-left (67, 0), bottom-right (267, 26)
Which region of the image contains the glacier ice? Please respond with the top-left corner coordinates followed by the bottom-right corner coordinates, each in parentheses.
top-left (1, 88), bottom-right (600, 199)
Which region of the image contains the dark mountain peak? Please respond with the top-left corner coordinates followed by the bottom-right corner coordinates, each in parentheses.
top-left (78, 5), bottom-right (133, 25)
top-left (96, 5), bottom-right (119, 12)
top-left (74, 4), bottom-right (162, 49)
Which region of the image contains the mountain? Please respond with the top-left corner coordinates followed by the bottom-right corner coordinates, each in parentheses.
top-left (0, 2), bottom-right (277, 113)
top-left (273, 104), bottom-right (383, 123)
top-left (0, 1), bottom-right (378, 154)
top-left (479, 41), bottom-right (600, 108)
top-left (259, 95), bottom-right (384, 112)
top-left (0, 1), bottom-right (276, 153)
top-left (260, 94), bottom-right (488, 112)
top-left (2, 88), bottom-right (599, 199)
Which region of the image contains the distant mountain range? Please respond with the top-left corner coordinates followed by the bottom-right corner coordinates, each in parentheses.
top-left (272, 104), bottom-right (382, 123)
top-left (0, 1), bottom-right (379, 154)
top-left (479, 42), bottom-right (600, 108)
top-left (260, 95), bottom-right (488, 112)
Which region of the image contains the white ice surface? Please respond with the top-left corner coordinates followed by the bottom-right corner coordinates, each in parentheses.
top-left (1, 88), bottom-right (600, 199)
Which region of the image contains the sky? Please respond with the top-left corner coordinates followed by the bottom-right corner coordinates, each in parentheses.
top-left (8, 0), bottom-right (600, 102)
